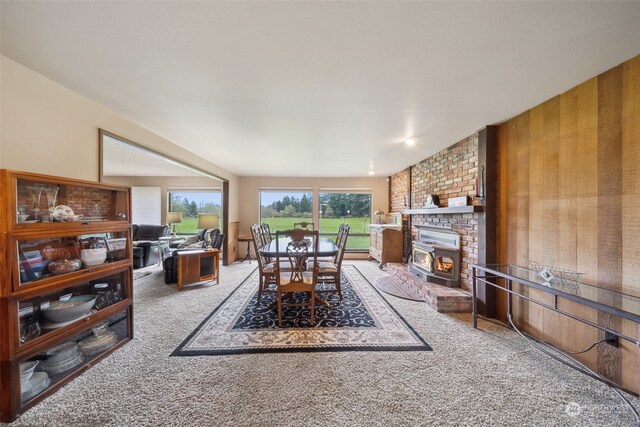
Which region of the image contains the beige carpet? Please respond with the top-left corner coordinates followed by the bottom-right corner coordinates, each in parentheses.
top-left (5, 261), bottom-right (638, 426)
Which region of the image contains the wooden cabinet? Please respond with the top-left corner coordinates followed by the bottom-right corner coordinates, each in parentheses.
top-left (0, 170), bottom-right (133, 422)
top-left (368, 225), bottom-right (403, 269)
top-left (176, 249), bottom-right (220, 291)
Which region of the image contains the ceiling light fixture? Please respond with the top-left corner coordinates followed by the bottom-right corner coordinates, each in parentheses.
top-left (405, 138), bottom-right (416, 146)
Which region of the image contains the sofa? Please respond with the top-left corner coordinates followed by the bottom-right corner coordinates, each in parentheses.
top-left (162, 228), bottom-right (224, 284)
top-left (132, 224), bottom-right (170, 269)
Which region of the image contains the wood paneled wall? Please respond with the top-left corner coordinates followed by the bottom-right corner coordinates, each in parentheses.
top-left (497, 54), bottom-right (640, 392)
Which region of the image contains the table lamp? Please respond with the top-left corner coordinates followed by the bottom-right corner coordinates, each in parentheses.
top-left (197, 213), bottom-right (219, 250)
top-left (166, 212), bottom-right (183, 236)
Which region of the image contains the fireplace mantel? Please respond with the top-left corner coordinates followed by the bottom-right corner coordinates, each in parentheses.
top-left (403, 205), bottom-right (484, 215)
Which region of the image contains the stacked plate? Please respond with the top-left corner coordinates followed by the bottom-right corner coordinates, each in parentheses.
top-left (78, 328), bottom-right (118, 356)
top-left (20, 360), bottom-right (39, 393)
top-left (40, 341), bottom-right (84, 375)
top-left (21, 371), bottom-right (51, 403)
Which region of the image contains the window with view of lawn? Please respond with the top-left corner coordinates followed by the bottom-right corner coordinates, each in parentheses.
top-left (168, 190), bottom-right (222, 234)
top-left (319, 192), bottom-right (371, 251)
top-left (260, 190), bottom-right (314, 234)
top-left (259, 190), bottom-right (371, 251)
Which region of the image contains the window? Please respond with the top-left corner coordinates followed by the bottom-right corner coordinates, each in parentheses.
top-left (319, 192), bottom-right (371, 251)
top-left (168, 190), bottom-right (222, 234)
top-left (259, 190), bottom-right (313, 234)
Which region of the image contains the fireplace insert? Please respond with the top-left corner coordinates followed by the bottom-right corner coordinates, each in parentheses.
top-left (409, 226), bottom-right (461, 287)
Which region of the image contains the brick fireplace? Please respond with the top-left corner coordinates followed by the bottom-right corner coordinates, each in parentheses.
top-left (390, 133), bottom-right (480, 292)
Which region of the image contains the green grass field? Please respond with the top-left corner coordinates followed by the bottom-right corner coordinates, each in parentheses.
top-left (173, 217), bottom-right (200, 234)
top-left (263, 217), bottom-right (370, 250)
top-left (173, 216), bottom-right (371, 250)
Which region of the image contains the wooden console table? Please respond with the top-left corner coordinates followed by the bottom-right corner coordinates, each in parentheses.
top-left (176, 249), bottom-right (220, 291)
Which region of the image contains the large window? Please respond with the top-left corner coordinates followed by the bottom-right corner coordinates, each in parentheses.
top-left (260, 190), bottom-right (314, 233)
top-left (319, 192), bottom-right (371, 250)
top-left (168, 190), bottom-right (222, 234)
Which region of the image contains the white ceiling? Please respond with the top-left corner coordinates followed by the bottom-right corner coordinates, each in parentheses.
top-left (2, 1), bottom-right (640, 178)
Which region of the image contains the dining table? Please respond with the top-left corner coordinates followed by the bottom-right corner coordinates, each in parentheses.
top-left (258, 236), bottom-right (338, 259)
top-left (258, 236), bottom-right (338, 307)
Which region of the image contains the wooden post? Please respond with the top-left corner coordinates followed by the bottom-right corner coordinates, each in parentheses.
top-left (477, 126), bottom-right (498, 317)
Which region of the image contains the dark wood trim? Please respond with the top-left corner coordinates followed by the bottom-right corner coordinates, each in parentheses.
top-left (387, 176), bottom-right (392, 214)
top-left (405, 166), bottom-right (412, 261)
top-left (222, 181), bottom-right (229, 266)
top-left (477, 126), bottom-right (498, 317)
top-left (596, 66), bottom-right (623, 384)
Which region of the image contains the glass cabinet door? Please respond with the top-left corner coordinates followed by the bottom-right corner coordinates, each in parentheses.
top-left (19, 309), bottom-right (129, 405)
top-left (16, 270), bottom-right (129, 348)
top-left (16, 231), bottom-right (130, 287)
top-left (15, 176), bottom-right (129, 225)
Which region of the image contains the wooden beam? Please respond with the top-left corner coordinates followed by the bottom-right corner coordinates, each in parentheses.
top-left (476, 126), bottom-right (498, 317)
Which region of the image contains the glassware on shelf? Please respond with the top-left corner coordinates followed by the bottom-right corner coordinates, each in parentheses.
top-left (19, 315), bottom-right (41, 344)
top-left (17, 205), bottom-right (29, 223)
top-left (30, 186), bottom-right (44, 221)
top-left (111, 283), bottom-right (123, 304)
top-left (44, 186), bottom-right (60, 222)
top-left (93, 283), bottom-right (111, 310)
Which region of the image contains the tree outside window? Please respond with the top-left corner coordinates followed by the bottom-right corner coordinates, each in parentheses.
top-left (168, 190), bottom-right (222, 234)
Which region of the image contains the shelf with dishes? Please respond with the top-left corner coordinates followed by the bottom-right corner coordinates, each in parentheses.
top-left (0, 170), bottom-right (133, 423)
top-left (18, 309), bottom-right (130, 409)
top-left (13, 268), bottom-right (131, 355)
top-left (8, 171), bottom-right (129, 227)
top-left (14, 230), bottom-right (130, 291)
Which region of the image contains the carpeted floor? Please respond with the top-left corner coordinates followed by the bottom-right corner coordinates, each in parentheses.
top-left (5, 261), bottom-right (639, 426)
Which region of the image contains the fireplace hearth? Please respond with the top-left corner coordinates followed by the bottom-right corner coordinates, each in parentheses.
top-left (409, 226), bottom-right (461, 287)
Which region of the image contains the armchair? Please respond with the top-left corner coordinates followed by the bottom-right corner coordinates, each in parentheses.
top-left (132, 224), bottom-right (170, 269)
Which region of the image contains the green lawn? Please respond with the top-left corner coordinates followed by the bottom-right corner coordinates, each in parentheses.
top-left (172, 216), bottom-right (371, 250)
top-left (173, 217), bottom-right (199, 234)
top-left (263, 217), bottom-right (370, 250)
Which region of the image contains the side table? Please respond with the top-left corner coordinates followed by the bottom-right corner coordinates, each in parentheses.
top-left (238, 235), bottom-right (254, 263)
top-left (176, 249), bottom-right (220, 291)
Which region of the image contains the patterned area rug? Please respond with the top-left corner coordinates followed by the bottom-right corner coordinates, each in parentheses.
top-left (172, 265), bottom-right (431, 355)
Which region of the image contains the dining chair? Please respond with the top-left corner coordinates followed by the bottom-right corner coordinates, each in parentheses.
top-left (250, 224), bottom-right (276, 301)
top-left (317, 223), bottom-right (350, 300)
top-left (293, 221), bottom-right (314, 230)
top-left (274, 229), bottom-right (319, 326)
top-left (261, 223), bottom-right (272, 245)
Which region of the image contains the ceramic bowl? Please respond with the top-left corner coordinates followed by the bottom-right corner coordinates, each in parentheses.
top-left (42, 295), bottom-right (96, 323)
top-left (80, 248), bottom-right (107, 267)
top-left (19, 360), bottom-right (39, 384)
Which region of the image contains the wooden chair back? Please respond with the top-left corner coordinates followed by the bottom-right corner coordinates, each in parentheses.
top-left (275, 229), bottom-right (319, 285)
top-left (334, 223), bottom-right (350, 267)
top-left (250, 224), bottom-right (267, 268)
top-left (261, 223), bottom-right (272, 245)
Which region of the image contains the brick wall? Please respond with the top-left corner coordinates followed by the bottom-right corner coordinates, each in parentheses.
top-left (390, 133), bottom-right (480, 291)
top-left (390, 168), bottom-right (409, 213)
top-left (17, 181), bottom-right (114, 220)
